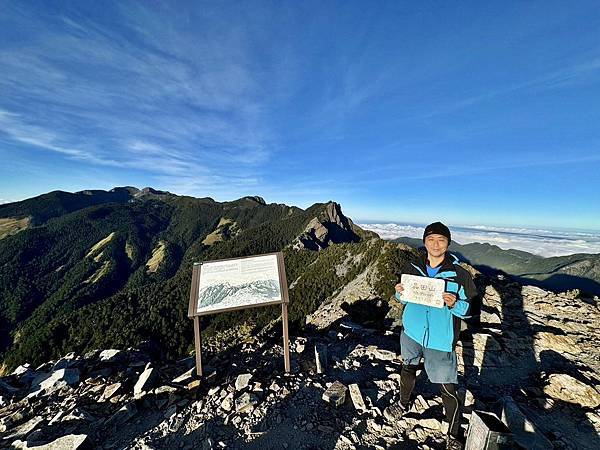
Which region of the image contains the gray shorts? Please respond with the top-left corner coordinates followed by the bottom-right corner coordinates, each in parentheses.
top-left (401, 331), bottom-right (458, 384)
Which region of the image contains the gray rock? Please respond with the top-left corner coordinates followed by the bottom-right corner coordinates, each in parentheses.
top-left (419, 417), bottom-right (442, 431)
top-left (101, 382), bottom-right (122, 401)
top-left (53, 352), bottom-right (77, 371)
top-left (11, 364), bottom-right (32, 376)
top-left (220, 394), bottom-right (233, 412)
top-left (0, 408), bottom-right (29, 433)
top-left (501, 396), bottom-right (552, 450)
top-left (235, 373), bottom-right (253, 390)
top-left (5, 416), bottom-right (43, 439)
top-left (172, 367), bottom-right (194, 384)
top-left (28, 368), bottom-right (79, 397)
top-left (323, 381), bottom-right (347, 407)
top-left (0, 379), bottom-right (20, 394)
top-left (370, 348), bottom-right (396, 362)
top-left (154, 385), bottom-right (178, 395)
top-left (348, 384), bottom-right (366, 412)
top-left (543, 373), bottom-right (600, 408)
top-left (99, 349), bottom-right (124, 363)
top-left (11, 434), bottom-right (91, 449)
top-left (61, 407), bottom-right (95, 423)
top-left (315, 344), bottom-right (328, 374)
top-left (134, 364), bottom-right (158, 396)
top-left (104, 402), bottom-right (137, 427)
top-left (294, 338), bottom-right (307, 353)
top-left (235, 392), bottom-right (258, 413)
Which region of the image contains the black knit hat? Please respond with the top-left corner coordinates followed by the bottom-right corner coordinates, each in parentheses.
top-left (423, 222), bottom-right (451, 243)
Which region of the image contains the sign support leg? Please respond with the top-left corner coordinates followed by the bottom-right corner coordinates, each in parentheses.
top-left (194, 316), bottom-right (203, 377)
top-left (282, 302), bottom-right (291, 373)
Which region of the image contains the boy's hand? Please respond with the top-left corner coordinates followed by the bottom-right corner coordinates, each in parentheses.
top-left (394, 283), bottom-right (404, 294)
top-left (443, 292), bottom-right (457, 308)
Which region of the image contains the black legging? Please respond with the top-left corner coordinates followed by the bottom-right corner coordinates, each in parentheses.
top-left (400, 364), bottom-right (462, 437)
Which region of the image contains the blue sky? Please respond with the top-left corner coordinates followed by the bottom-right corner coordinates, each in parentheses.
top-left (1, 1), bottom-right (599, 230)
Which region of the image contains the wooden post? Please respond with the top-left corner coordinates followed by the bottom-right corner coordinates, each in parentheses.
top-left (282, 302), bottom-right (291, 373)
top-left (193, 316), bottom-right (203, 377)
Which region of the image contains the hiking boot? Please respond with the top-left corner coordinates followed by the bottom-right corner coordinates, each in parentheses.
top-left (383, 401), bottom-right (409, 422)
top-left (446, 434), bottom-right (463, 450)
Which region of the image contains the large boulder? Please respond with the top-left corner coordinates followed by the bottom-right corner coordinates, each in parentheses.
top-left (11, 434), bottom-right (91, 449)
top-left (28, 369), bottom-right (79, 397)
top-left (543, 373), bottom-right (600, 408)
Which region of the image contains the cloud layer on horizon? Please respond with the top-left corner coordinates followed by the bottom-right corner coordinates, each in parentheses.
top-left (358, 222), bottom-right (600, 257)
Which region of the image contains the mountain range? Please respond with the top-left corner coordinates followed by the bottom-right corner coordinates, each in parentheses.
top-left (1, 187), bottom-right (598, 376)
top-left (1, 187), bottom-right (600, 449)
top-left (0, 187), bottom-right (382, 373)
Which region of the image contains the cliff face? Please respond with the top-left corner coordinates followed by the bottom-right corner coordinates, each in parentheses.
top-left (1, 273), bottom-right (599, 450)
top-left (293, 202), bottom-right (362, 250)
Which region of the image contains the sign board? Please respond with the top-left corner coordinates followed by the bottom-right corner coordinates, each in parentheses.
top-left (400, 274), bottom-right (445, 308)
top-left (192, 253), bottom-right (286, 315)
top-left (188, 252), bottom-right (290, 376)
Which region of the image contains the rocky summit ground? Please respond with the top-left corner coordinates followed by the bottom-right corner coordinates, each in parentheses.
top-left (1, 272), bottom-right (600, 450)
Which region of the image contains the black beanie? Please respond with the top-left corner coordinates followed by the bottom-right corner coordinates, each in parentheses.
top-left (423, 222), bottom-right (451, 243)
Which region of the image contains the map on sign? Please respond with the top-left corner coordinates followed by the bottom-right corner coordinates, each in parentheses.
top-left (196, 254), bottom-right (283, 315)
top-left (400, 274), bottom-right (445, 308)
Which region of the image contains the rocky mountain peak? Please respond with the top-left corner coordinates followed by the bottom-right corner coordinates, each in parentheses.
top-left (294, 202), bottom-right (361, 251)
top-left (108, 186), bottom-right (140, 196)
top-left (137, 187), bottom-right (172, 198)
top-left (240, 196), bottom-right (267, 205)
top-left (322, 202), bottom-right (351, 228)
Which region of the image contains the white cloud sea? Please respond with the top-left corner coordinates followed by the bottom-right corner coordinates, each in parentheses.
top-left (357, 223), bottom-right (600, 257)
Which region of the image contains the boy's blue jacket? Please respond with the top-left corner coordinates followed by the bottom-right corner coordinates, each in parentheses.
top-left (395, 248), bottom-right (478, 352)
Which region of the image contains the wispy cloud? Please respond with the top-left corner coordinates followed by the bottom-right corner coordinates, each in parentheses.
top-left (418, 56), bottom-right (600, 120)
top-left (0, 3), bottom-right (276, 196)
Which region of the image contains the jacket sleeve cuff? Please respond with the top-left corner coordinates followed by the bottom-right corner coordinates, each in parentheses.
top-left (450, 299), bottom-right (469, 317)
top-left (395, 291), bottom-right (408, 304)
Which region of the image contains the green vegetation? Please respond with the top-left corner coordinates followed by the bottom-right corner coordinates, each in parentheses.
top-left (1, 190), bottom-right (408, 371)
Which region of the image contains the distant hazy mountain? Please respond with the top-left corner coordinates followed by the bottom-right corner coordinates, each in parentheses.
top-left (392, 237), bottom-right (600, 295)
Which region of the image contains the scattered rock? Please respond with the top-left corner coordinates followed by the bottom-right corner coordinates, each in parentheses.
top-left (28, 368), bottom-right (79, 397)
top-left (134, 364), bottom-right (158, 396)
top-left (323, 381), bottom-right (347, 407)
top-left (105, 402), bottom-right (137, 428)
top-left (235, 392), bottom-right (258, 413)
top-left (11, 434), bottom-right (91, 449)
top-left (348, 383), bottom-right (366, 412)
top-left (101, 382), bottom-right (122, 401)
top-left (220, 394), bottom-right (233, 412)
top-left (234, 373), bottom-right (252, 391)
top-left (98, 349), bottom-right (123, 363)
top-left (315, 344), bottom-right (328, 374)
top-left (172, 368), bottom-right (194, 384)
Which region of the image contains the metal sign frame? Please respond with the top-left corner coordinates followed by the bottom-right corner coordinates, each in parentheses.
top-left (188, 251), bottom-right (291, 376)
